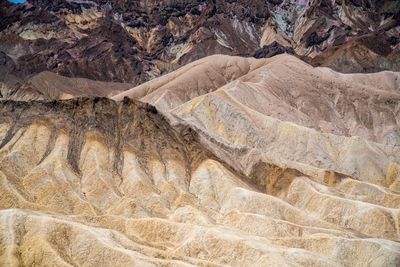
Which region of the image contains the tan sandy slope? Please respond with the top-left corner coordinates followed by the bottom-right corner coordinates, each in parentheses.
top-left (114, 54), bottom-right (400, 186)
top-left (1, 55), bottom-right (400, 266)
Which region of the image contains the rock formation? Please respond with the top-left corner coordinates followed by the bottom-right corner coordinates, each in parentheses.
top-left (1, 0), bottom-right (399, 91)
top-left (1, 54), bottom-right (399, 266)
top-left (1, 71), bottom-right (133, 100)
top-left (1, 0), bottom-right (400, 265)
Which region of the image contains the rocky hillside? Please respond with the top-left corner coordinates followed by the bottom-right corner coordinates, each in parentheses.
top-left (1, 1), bottom-right (400, 266)
top-left (1, 55), bottom-right (399, 266)
top-left (1, 0), bottom-right (399, 90)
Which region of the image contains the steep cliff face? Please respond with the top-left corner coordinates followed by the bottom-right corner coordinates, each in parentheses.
top-left (1, 0), bottom-right (399, 90)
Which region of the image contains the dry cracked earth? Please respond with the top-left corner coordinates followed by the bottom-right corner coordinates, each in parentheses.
top-left (1, 1), bottom-right (400, 267)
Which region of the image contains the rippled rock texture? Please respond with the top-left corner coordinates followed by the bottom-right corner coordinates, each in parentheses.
top-left (1, 55), bottom-right (400, 266)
